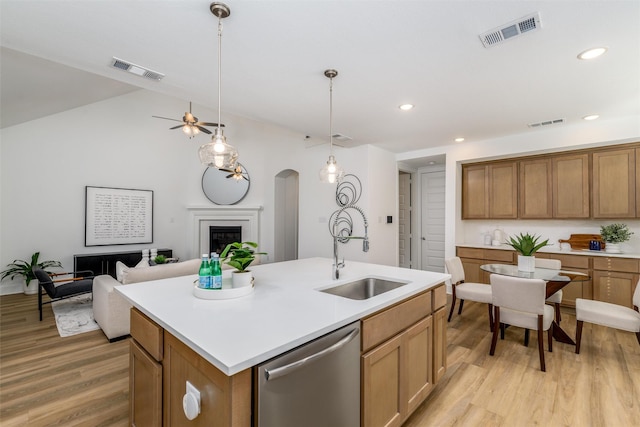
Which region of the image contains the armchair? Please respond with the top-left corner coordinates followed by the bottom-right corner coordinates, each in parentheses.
top-left (33, 267), bottom-right (94, 321)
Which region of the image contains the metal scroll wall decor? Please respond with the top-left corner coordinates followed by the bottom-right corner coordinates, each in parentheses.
top-left (329, 174), bottom-right (370, 252)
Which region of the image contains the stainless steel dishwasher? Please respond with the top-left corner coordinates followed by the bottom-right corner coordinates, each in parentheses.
top-left (256, 321), bottom-right (361, 427)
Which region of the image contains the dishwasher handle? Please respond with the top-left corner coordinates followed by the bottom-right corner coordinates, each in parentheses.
top-left (264, 327), bottom-right (360, 382)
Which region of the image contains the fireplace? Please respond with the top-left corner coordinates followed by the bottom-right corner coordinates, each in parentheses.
top-left (209, 226), bottom-right (242, 255)
top-left (187, 206), bottom-right (262, 259)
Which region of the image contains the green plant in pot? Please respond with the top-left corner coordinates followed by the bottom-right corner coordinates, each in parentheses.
top-left (220, 242), bottom-right (266, 288)
top-left (600, 223), bottom-right (633, 254)
top-left (506, 233), bottom-right (549, 272)
top-left (1, 252), bottom-right (62, 295)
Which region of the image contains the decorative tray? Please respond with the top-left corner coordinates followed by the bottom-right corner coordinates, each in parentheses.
top-left (193, 277), bottom-right (254, 300)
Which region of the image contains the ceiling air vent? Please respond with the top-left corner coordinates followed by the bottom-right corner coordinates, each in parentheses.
top-left (110, 57), bottom-right (165, 81)
top-left (479, 13), bottom-right (541, 48)
top-left (528, 118), bottom-right (565, 128)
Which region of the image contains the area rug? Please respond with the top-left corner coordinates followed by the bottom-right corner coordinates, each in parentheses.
top-left (51, 294), bottom-right (100, 337)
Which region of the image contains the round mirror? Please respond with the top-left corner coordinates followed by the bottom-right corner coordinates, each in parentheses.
top-left (202, 163), bottom-right (250, 205)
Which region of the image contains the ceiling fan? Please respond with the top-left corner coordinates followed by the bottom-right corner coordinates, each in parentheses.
top-left (220, 164), bottom-right (249, 182)
top-left (152, 102), bottom-right (223, 138)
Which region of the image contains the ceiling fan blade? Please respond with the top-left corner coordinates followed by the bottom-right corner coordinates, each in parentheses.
top-left (242, 175), bottom-right (249, 181)
top-left (169, 125), bottom-right (184, 130)
top-left (152, 115), bottom-right (182, 122)
top-left (219, 168), bottom-right (234, 173)
top-left (198, 122), bottom-right (224, 127)
top-left (196, 125), bottom-right (212, 134)
top-left (226, 173), bottom-right (234, 178)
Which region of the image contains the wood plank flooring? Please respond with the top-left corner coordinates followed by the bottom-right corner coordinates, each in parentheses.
top-left (1, 293), bottom-right (639, 426)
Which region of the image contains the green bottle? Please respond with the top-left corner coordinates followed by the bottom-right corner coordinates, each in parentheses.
top-left (198, 254), bottom-right (212, 289)
top-left (210, 252), bottom-right (222, 290)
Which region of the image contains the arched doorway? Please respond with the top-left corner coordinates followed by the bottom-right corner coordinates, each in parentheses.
top-left (274, 169), bottom-right (299, 262)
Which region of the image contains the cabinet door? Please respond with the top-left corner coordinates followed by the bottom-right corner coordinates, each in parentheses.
top-left (362, 334), bottom-right (403, 427)
top-left (459, 257), bottom-right (485, 284)
top-left (592, 148), bottom-right (636, 218)
top-left (519, 158), bottom-right (553, 218)
top-left (404, 316), bottom-right (433, 416)
top-left (552, 153), bottom-right (590, 218)
top-left (130, 340), bottom-right (162, 427)
top-left (592, 270), bottom-right (639, 308)
top-left (462, 165), bottom-right (489, 219)
top-left (636, 148), bottom-right (640, 217)
top-left (488, 162), bottom-right (518, 219)
top-left (432, 307), bottom-right (447, 384)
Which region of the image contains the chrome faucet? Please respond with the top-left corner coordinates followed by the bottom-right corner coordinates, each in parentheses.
top-left (331, 205), bottom-right (369, 280)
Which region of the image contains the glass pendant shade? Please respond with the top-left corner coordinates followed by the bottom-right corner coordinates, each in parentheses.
top-left (319, 155), bottom-right (344, 184)
top-left (198, 127), bottom-right (238, 169)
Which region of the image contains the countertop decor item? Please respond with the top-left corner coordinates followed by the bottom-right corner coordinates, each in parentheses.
top-left (506, 233), bottom-right (550, 272)
top-left (558, 234), bottom-right (605, 251)
top-left (220, 241), bottom-right (267, 287)
top-left (600, 223), bottom-right (633, 253)
top-left (1, 252), bottom-right (62, 295)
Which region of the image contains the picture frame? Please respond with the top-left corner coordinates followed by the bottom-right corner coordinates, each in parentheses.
top-left (85, 186), bottom-right (153, 246)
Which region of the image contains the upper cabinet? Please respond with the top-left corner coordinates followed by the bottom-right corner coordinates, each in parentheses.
top-left (462, 142), bottom-right (639, 220)
top-left (592, 147), bottom-right (636, 218)
top-left (462, 162), bottom-right (517, 219)
top-left (552, 153), bottom-right (590, 218)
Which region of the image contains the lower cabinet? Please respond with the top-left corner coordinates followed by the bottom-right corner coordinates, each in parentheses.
top-left (130, 340), bottom-right (162, 427)
top-left (592, 257), bottom-right (640, 308)
top-left (456, 247), bottom-right (515, 284)
top-left (361, 285), bottom-right (446, 427)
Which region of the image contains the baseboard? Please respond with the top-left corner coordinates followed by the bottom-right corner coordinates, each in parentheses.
top-left (0, 282), bottom-right (23, 296)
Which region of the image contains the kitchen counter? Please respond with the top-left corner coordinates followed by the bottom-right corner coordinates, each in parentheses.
top-left (116, 257), bottom-right (450, 375)
top-left (456, 243), bottom-right (640, 259)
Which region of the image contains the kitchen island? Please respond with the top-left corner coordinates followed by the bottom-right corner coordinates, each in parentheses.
top-left (117, 257), bottom-right (450, 426)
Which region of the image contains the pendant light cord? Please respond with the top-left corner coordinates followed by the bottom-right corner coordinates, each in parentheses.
top-left (217, 15), bottom-right (223, 130)
top-left (329, 76), bottom-right (334, 156)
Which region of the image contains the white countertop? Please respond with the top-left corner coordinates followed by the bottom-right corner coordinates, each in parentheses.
top-left (456, 243), bottom-right (640, 259)
top-left (116, 257), bottom-right (450, 376)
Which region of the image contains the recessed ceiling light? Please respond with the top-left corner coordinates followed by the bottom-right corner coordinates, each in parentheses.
top-left (583, 114), bottom-right (600, 121)
top-left (577, 47), bottom-right (608, 60)
top-left (454, 137), bottom-right (465, 143)
top-left (399, 104), bottom-right (414, 111)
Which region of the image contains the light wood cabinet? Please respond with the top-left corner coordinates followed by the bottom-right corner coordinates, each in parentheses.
top-left (592, 147), bottom-right (636, 218)
top-left (462, 162), bottom-right (517, 219)
top-left (361, 286), bottom-right (446, 427)
top-left (130, 340), bottom-right (162, 427)
top-left (552, 153), bottom-right (590, 218)
top-left (592, 257), bottom-right (640, 308)
top-left (456, 247), bottom-right (515, 284)
top-left (519, 158), bottom-right (553, 218)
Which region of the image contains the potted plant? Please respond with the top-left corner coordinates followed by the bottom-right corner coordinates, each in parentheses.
top-left (600, 223), bottom-right (633, 253)
top-left (506, 233), bottom-right (549, 272)
top-left (1, 252), bottom-right (62, 295)
top-left (220, 241), bottom-right (266, 288)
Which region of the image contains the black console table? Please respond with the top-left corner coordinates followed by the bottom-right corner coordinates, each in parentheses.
top-left (74, 249), bottom-right (172, 279)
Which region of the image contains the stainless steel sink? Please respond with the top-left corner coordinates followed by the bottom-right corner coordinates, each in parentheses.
top-left (320, 277), bottom-right (409, 300)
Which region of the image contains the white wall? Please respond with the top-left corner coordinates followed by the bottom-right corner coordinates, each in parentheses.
top-left (397, 115), bottom-right (640, 261)
top-left (1, 90), bottom-right (399, 294)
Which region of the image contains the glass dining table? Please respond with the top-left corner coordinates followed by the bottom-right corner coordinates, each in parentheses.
top-left (480, 263), bottom-right (590, 345)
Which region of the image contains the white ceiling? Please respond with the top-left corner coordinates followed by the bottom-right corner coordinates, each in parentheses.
top-left (1, 1), bottom-right (639, 154)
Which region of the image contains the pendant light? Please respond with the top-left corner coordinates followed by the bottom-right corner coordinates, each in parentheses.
top-left (319, 69), bottom-right (345, 184)
top-left (199, 2), bottom-right (239, 170)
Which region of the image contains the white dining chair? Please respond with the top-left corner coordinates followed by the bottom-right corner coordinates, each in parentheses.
top-left (489, 274), bottom-right (554, 372)
top-left (535, 258), bottom-right (563, 324)
top-left (445, 257), bottom-right (493, 331)
top-left (575, 280), bottom-right (640, 354)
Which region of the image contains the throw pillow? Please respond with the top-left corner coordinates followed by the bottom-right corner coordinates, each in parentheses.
top-left (115, 261), bottom-right (129, 283)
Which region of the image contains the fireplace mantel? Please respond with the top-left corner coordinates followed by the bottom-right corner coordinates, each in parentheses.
top-left (186, 206), bottom-right (262, 258)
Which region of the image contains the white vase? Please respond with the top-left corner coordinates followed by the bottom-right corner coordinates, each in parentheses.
top-left (605, 243), bottom-right (622, 253)
top-left (23, 278), bottom-right (39, 295)
top-left (517, 255), bottom-right (536, 272)
top-left (232, 271), bottom-right (253, 288)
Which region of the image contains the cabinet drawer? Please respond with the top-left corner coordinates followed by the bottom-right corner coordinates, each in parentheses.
top-left (432, 284), bottom-right (446, 311)
top-left (362, 290), bottom-right (431, 353)
top-left (593, 257), bottom-right (640, 273)
top-left (550, 254), bottom-right (590, 269)
top-left (484, 249), bottom-right (514, 263)
top-left (456, 247), bottom-right (484, 259)
top-left (130, 308), bottom-right (163, 361)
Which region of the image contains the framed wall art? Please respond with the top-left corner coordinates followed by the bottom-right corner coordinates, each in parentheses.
top-left (85, 186), bottom-right (153, 246)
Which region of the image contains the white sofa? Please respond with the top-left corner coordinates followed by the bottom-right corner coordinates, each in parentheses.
top-left (93, 258), bottom-right (201, 341)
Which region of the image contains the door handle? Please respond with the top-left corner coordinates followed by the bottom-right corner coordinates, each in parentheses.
top-left (421, 237), bottom-right (426, 240)
top-left (264, 327), bottom-right (359, 381)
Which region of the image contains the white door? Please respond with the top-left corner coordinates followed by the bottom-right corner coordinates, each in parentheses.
top-left (420, 170), bottom-right (445, 272)
top-left (398, 172), bottom-right (412, 268)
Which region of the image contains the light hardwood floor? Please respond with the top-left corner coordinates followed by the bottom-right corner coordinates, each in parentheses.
top-left (1, 293), bottom-right (639, 426)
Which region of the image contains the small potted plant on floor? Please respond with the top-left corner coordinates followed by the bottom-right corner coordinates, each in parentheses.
top-left (600, 223), bottom-right (633, 254)
top-left (220, 241), bottom-right (266, 288)
top-left (1, 252), bottom-right (62, 295)
top-left (506, 233), bottom-right (549, 272)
